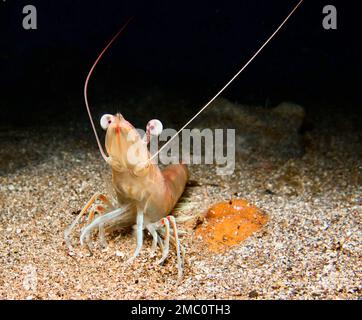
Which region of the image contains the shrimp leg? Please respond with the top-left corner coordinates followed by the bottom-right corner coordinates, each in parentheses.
top-left (146, 224), bottom-right (158, 255)
top-left (156, 218), bottom-right (185, 278)
top-left (157, 218), bottom-right (170, 265)
top-left (167, 216), bottom-right (183, 278)
top-left (146, 218), bottom-right (171, 264)
top-left (82, 204), bottom-right (108, 249)
top-left (64, 192), bottom-right (112, 250)
top-left (80, 206), bottom-right (129, 245)
top-left (127, 209), bottom-right (144, 263)
top-left (158, 229), bottom-right (185, 261)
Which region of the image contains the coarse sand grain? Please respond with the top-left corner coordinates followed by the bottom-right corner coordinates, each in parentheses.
top-left (0, 101), bottom-right (361, 300)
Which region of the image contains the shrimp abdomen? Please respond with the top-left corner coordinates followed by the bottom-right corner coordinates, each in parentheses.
top-left (162, 164), bottom-right (189, 212)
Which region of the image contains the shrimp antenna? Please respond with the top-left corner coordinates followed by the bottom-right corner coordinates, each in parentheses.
top-left (84, 17), bottom-right (134, 162)
top-left (149, 0), bottom-right (304, 162)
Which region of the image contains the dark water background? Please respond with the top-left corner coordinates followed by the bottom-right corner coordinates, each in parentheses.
top-left (0, 0), bottom-right (361, 130)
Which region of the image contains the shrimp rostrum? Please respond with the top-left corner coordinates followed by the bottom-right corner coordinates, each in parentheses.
top-left (65, 113), bottom-right (188, 277)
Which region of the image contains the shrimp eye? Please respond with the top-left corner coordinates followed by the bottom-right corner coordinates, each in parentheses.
top-left (147, 119), bottom-right (163, 136)
top-left (100, 114), bottom-right (113, 130)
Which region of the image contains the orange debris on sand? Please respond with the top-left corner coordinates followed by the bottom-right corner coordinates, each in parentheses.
top-left (196, 199), bottom-right (268, 252)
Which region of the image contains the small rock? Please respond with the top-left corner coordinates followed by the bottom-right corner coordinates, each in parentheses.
top-left (115, 250), bottom-right (124, 258)
top-left (248, 290), bottom-right (259, 298)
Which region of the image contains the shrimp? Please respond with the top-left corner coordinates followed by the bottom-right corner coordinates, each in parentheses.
top-left (64, 0), bottom-right (304, 278)
top-left (64, 17), bottom-right (188, 277)
top-left (65, 112), bottom-right (188, 277)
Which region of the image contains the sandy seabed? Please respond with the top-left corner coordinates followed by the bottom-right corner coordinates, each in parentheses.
top-left (0, 100), bottom-right (361, 299)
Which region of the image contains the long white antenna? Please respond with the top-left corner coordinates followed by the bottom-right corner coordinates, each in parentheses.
top-left (149, 0), bottom-right (304, 162)
top-left (84, 17), bottom-right (134, 162)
